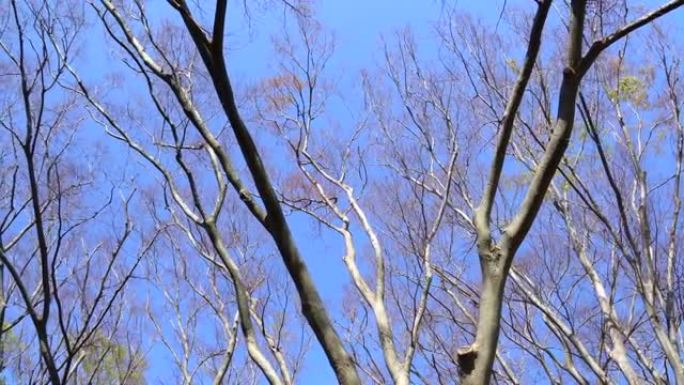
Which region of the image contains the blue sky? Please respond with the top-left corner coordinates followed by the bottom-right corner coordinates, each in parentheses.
top-left (231, 2), bottom-right (451, 382)
top-left (77, 1), bottom-right (684, 383)
top-left (6, 0), bottom-right (684, 384)
top-left (221, 1), bottom-right (507, 383)
top-left (227, 2), bottom-right (684, 383)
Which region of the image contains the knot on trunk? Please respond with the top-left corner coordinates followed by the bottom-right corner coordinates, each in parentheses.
top-left (456, 345), bottom-right (478, 376)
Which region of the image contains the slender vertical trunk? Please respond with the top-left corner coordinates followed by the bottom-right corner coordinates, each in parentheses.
top-left (458, 272), bottom-right (506, 385)
top-left (459, 2), bottom-right (586, 383)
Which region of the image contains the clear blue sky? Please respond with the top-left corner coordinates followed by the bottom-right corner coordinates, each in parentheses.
top-left (222, 1), bottom-right (506, 383)
top-left (226, 1), bottom-right (683, 383)
top-left (131, 1), bottom-right (683, 383)
top-left (6, 1), bottom-right (684, 384)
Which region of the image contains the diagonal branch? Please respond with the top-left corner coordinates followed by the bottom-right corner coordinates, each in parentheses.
top-left (577, 0), bottom-right (684, 76)
top-left (475, 0), bottom-right (552, 241)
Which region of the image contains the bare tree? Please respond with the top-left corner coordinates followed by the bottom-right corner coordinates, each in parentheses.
top-left (5, 0), bottom-right (684, 384)
top-left (78, 1), bottom-right (682, 384)
top-left (438, 1), bottom-right (684, 383)
top-left (0, 1), bottom-right (153, 384)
